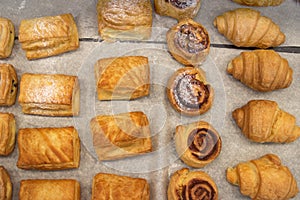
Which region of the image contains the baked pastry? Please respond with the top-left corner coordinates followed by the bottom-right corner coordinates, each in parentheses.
top-left (97, 0), bottom-right (152, 41)
top-left (18, 13), bottom-right (79, 60)
top-left (227, 154), bottom-right (299, 200)
top-left (213, 8), bottom-right (285, 48)
top-left (154, 0), bottom-right (202, 21)
top-left (0, 166), bottom-right (12, 200)
top-left (0, 17), bottom-right (14, 59)
top-left (167, 67), bottom-right (213, 116)
top-left (0, 113), bottom-right (16, 156)
top-left (92, 173), bottom-right (149, 200)
top-left (18, 73), bottom-right (80, 116)
top-left (233, 100), bottom-right (300, 143)
top-left (0, 64), bottom-right (17, 106)
top-left (17, 126), bottom-right (80, 170)
top-left (227, 50), bottom-right (293, 92)
top-left (168, 168), bottom-right (218, 200)
top-left (95, 56), bottom-right (150, 100)
top-left (175, 121), bottom-right (221, 168)
top-left (167, 18), bottom-right (210, 66)
top-left (90, 111), bottom-right (152, 160)
top-left (232, 0), bottom-right (285, 6)
top-left (19, 179), bottom-right (80, 200)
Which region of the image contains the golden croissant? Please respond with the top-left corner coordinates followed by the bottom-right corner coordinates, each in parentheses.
top-left (232, 0), bottom-right (285, 6)
top-left (233, 100), bottom-right (300, 143)
top-left (213, 8), bottom-right (285, 48)
top-left (227, 154), bottom-right (299, 200)
top-left (227, 50), bottom-right (293, 92)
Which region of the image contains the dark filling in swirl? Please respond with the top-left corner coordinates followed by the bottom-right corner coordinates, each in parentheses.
top-left (166, 0), bottom-right (197, 9)
top-left (180, 180), bottom-right (216, 200)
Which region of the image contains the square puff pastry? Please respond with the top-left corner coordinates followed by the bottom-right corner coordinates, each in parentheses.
top-left (0, 112), bottom-right (16, 156)
top-left (0, 17), bottom-right (14, 59)
top-left (17, 126), bottom-right (80, 170)
top-left (19, 179), bottom-right (80, 200)
top-left (95, 56), bottom-right (150, 100)
top-left (0, 63), bottom-right (18, 106)
top-left (92, 173), bottom-right (150, 200)
top-left (90, 111), bottom-right (152, 160)
top-left (0, 166), bottom-right (12, 200)
top-left (18, 73), bottom-right (80, 116)
top-left (97, 0), bottom-right (152, 41)
top-left (18, 13), bottom-right (79, 60)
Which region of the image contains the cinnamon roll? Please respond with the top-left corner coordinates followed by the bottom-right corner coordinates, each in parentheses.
top-left (175, 121), bottom-right (221, 168)
top-left (166, 67), bottom-right (213, 116)
top-left (0, 166), bottom-right (12, 200)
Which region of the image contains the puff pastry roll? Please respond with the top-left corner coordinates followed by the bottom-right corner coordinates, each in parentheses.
top-left (95, 56), bottom-right (150, 100)
top-left (17, 126), bottom-right (80, 170)
top-left (97, 0), bottom-right (152, 41)
top-left (0, 166), bottom-right (12, 200)
top-left (0, 113), bottom-right (16, 156)
top-left (90, 111), bottom-right (152, 160)
top-left (0, 17), bottom-right (14, 59)
top-left (92, 173), bottom-right (150, 200)
top-left (18, 13), bottom-right (79, 60)
top-left (19, 179), bottom-right (80, 200)
top-left (0, 64), bottom-right (18, 106)
top-left (18, 73), bottom-right (80, 116)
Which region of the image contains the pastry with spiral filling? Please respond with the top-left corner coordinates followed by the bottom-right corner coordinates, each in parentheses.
top-left (175, 121), bottom-right (221, 168)
top-left (0, 112), bottom-right (16, 156)
top-left (168, 168), bottom-right (218, 200)
top-left (0, 64), bottom-right (18, 106)
top-left (167, 67), bottom-right (213, 116)
top-left (0, 166), bottom-right (12, 200)
top-left (167, 18), bottom-right (210, 66)
top-left (0, 17), bottom-right (14, 59)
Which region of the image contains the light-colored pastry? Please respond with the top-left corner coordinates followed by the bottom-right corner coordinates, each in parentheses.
top-left (17, 126), bottom-right (80, 170)
top-left (233, 100), bottom-right (300, 143)
top-left (0, 113), bottom-right (15, 156)
top-left (90, 111), bottom-right (152, 160)
top-left (92, 173), bottom-right (150, 200)
top-left (97, 0), bottom-right (152, 41)
top-left (167, 67), bottom-right (214, 116)
top-left (167, 18), bottom-right (210, 66)
top-left (227, 154), bottom-right (299, 200)
top-left (19, 179), bottom-right (80, 200)
top-left (0, 166), bottom-right (12, 200)
top-left (0, 64), bottom-right (17, 106)
top-left (233, 0), bottom-right (285, 6)
top-left (227, 50), bottom-right (293, 92)
top-left (154, 0), bottom-right (202, 21)
top-left (168, 168), bottom-right (218, 200)
top-left (0, 17), bottom-right (14, 59)
top-left (175, 121), bottom-right (221, 168)
top-left (18, 13), bottom-right (79, 60)
top-left (213, 8), bottom-right (285, 48)
top-left (95, 56), bottom-right (150, 100)
top-left (18, 73), bottom-right (80, 116)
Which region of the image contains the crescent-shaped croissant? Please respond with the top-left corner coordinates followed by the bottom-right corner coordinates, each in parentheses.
top-left (213, 8), bottom-right (285, 48)
top-left (232, 0), bottom-right (285, 6)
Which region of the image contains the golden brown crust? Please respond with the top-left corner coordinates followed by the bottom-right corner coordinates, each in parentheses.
top-left (167, 18), bottom-right (210, 66)
top-left (226, 154), bottom-right (299, 200)
top-left (0, 64), bottom-right (18, 106)
top-left (18, 73), bottom-right (80, 116)
top-left (17, 126), bottom-right (80, 170)
top-left (19, 179), bottom-right (80, 200)
top-left (0, 166), bottom-right (12, 200)
top-left (97, 0), bottom-right (152, 41)
top-left (175, 121), bottom-right (221, 168)
top-left (0, 113), bottom-right (15, 156)
top-left (19, 13), bottom-right (79, 60)
top-left (233, 0), bottom-right (284, 6)
top-left (0, 17), bottom-right (14, 59)
top-left (167, 67), bottom-right (214, 116)
top-left (168, 168), bottom-right (218, 200)
top-left (92, 173), bottom-right (150, 200)
top-left (227, 50), bottom-right (293, 92)
top-left (95, 56), bottom-right (150, 100)
top-left (90, 111), bottom-right (152, 160)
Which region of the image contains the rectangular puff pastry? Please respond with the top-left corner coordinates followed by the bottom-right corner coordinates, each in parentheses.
top-left (0, 112), bottom-right (15, 156)
top-left (0, 63), bottom-right (18, 106)
top-left (92, 173), bottom-right (150, 200)
top-left (18, 73), bottom-right (80, 116)
top-left (18, 13), bottom-right (79, 60)
top-left (17, 126), bottom-right (80, 170)
top-left (90, 111), bottom-right (152, 160)
top-left (19, 179), bottom-right (80, 200)
top-left (97, 0), bottom-right (152, 41)
top-left (0, 17), bottom-right (14, 58)
top-left (95, 56), bottom-right (150, 100)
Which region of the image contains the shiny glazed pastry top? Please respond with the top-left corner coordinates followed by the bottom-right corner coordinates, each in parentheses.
top-left (0, 17), bottom-right (14, 59)
top-left (0, 63), bottom-right (18, 106)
